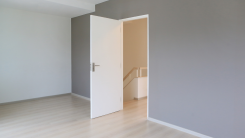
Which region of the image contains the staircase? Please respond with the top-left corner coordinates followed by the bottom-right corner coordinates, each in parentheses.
top-left (123, 67), bottom-right (147, 101)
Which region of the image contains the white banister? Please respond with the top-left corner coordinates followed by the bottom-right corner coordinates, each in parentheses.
top-left (139, 67), bottom-right (147, 77)
top-left (123, 67), bottom-right (147, 88)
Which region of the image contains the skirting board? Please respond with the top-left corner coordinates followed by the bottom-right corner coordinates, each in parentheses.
top-left (148, 117), bottom-right (213, 138)
top-left (71, 93), bottom-right (90, 101)
top-left (0, 93), bottom-right (70, 105)
top-left (134, 96), bottom-right (147, 100)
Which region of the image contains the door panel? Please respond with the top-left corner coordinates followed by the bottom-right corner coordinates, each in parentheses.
top-left (90, 15), bottom-right (122, 119)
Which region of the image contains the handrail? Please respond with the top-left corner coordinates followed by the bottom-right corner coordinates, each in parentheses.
top-left (123, 66), bottom-right (147, 89)
top-left (123, 67), bottom-right (138, 81)
top-left (123, 67), bottom-right (147, 81)
top-left (139, 67), bottom-right (147, 77)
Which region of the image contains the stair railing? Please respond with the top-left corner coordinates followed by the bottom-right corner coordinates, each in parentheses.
top-left (123, 67), bottom-right (147, 88)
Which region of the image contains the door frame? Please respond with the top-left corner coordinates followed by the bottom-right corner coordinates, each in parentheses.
top-left (120, 14), bottom-right (149, 118)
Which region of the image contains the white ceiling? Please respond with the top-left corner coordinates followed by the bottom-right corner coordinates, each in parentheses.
top-left (0, 0), bottom-right (108, 18)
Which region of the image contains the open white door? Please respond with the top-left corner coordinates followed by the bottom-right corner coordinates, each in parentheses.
top-left (90, 15), bottom-right (123, 119)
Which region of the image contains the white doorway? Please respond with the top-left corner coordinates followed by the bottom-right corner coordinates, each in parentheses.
top-left (121, 15), bottom-right (149, 118)
top-left (90, 15), bottom-right (149, 119)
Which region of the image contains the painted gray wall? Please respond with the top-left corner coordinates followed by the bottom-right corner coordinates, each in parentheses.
top-left (72, 14), bottom-right (90, 98)
top-left (71, 0), bottom-right (245, 137)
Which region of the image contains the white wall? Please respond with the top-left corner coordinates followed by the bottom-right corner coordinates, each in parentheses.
top-left (123, 77), bottom-right (147, 101)
top-left (137, 77), bottom-right (147, 98)
top-left (0, 7), bottom-right (71, 103)
top-left (123, 18), bottom-right (147, 77)
top-left (123, 78), bottom-right (138, 101)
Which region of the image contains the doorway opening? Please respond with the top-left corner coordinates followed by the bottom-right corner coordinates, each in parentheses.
top-left (121, 15), bottom-right (149, 118)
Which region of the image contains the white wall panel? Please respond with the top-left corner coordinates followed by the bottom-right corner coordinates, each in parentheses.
top-left (0, 7), bottom-right (71, 103)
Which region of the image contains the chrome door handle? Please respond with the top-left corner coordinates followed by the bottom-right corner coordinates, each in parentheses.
top-left (92, 63), bottom-right (100, 72)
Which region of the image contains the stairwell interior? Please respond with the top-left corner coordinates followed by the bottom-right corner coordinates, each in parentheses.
top-left (123, 18), bottom-right (148, 102)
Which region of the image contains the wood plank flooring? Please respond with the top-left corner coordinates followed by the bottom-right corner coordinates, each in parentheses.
top-left (0, 94), bottom-right (199, 138)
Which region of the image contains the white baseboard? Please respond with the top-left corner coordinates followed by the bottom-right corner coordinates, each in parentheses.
top-left (148, 117), bottom-right (212, 138)
top-left (0, 93), bottom-right (70, 105)
top-left (71, 93), bottom-right (90, 101)
top-left (134, 96), bottom-right (147, 100)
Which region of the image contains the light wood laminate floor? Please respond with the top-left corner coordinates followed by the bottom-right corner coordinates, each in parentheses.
top-left (0, 94), bottom-right (199, 138)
